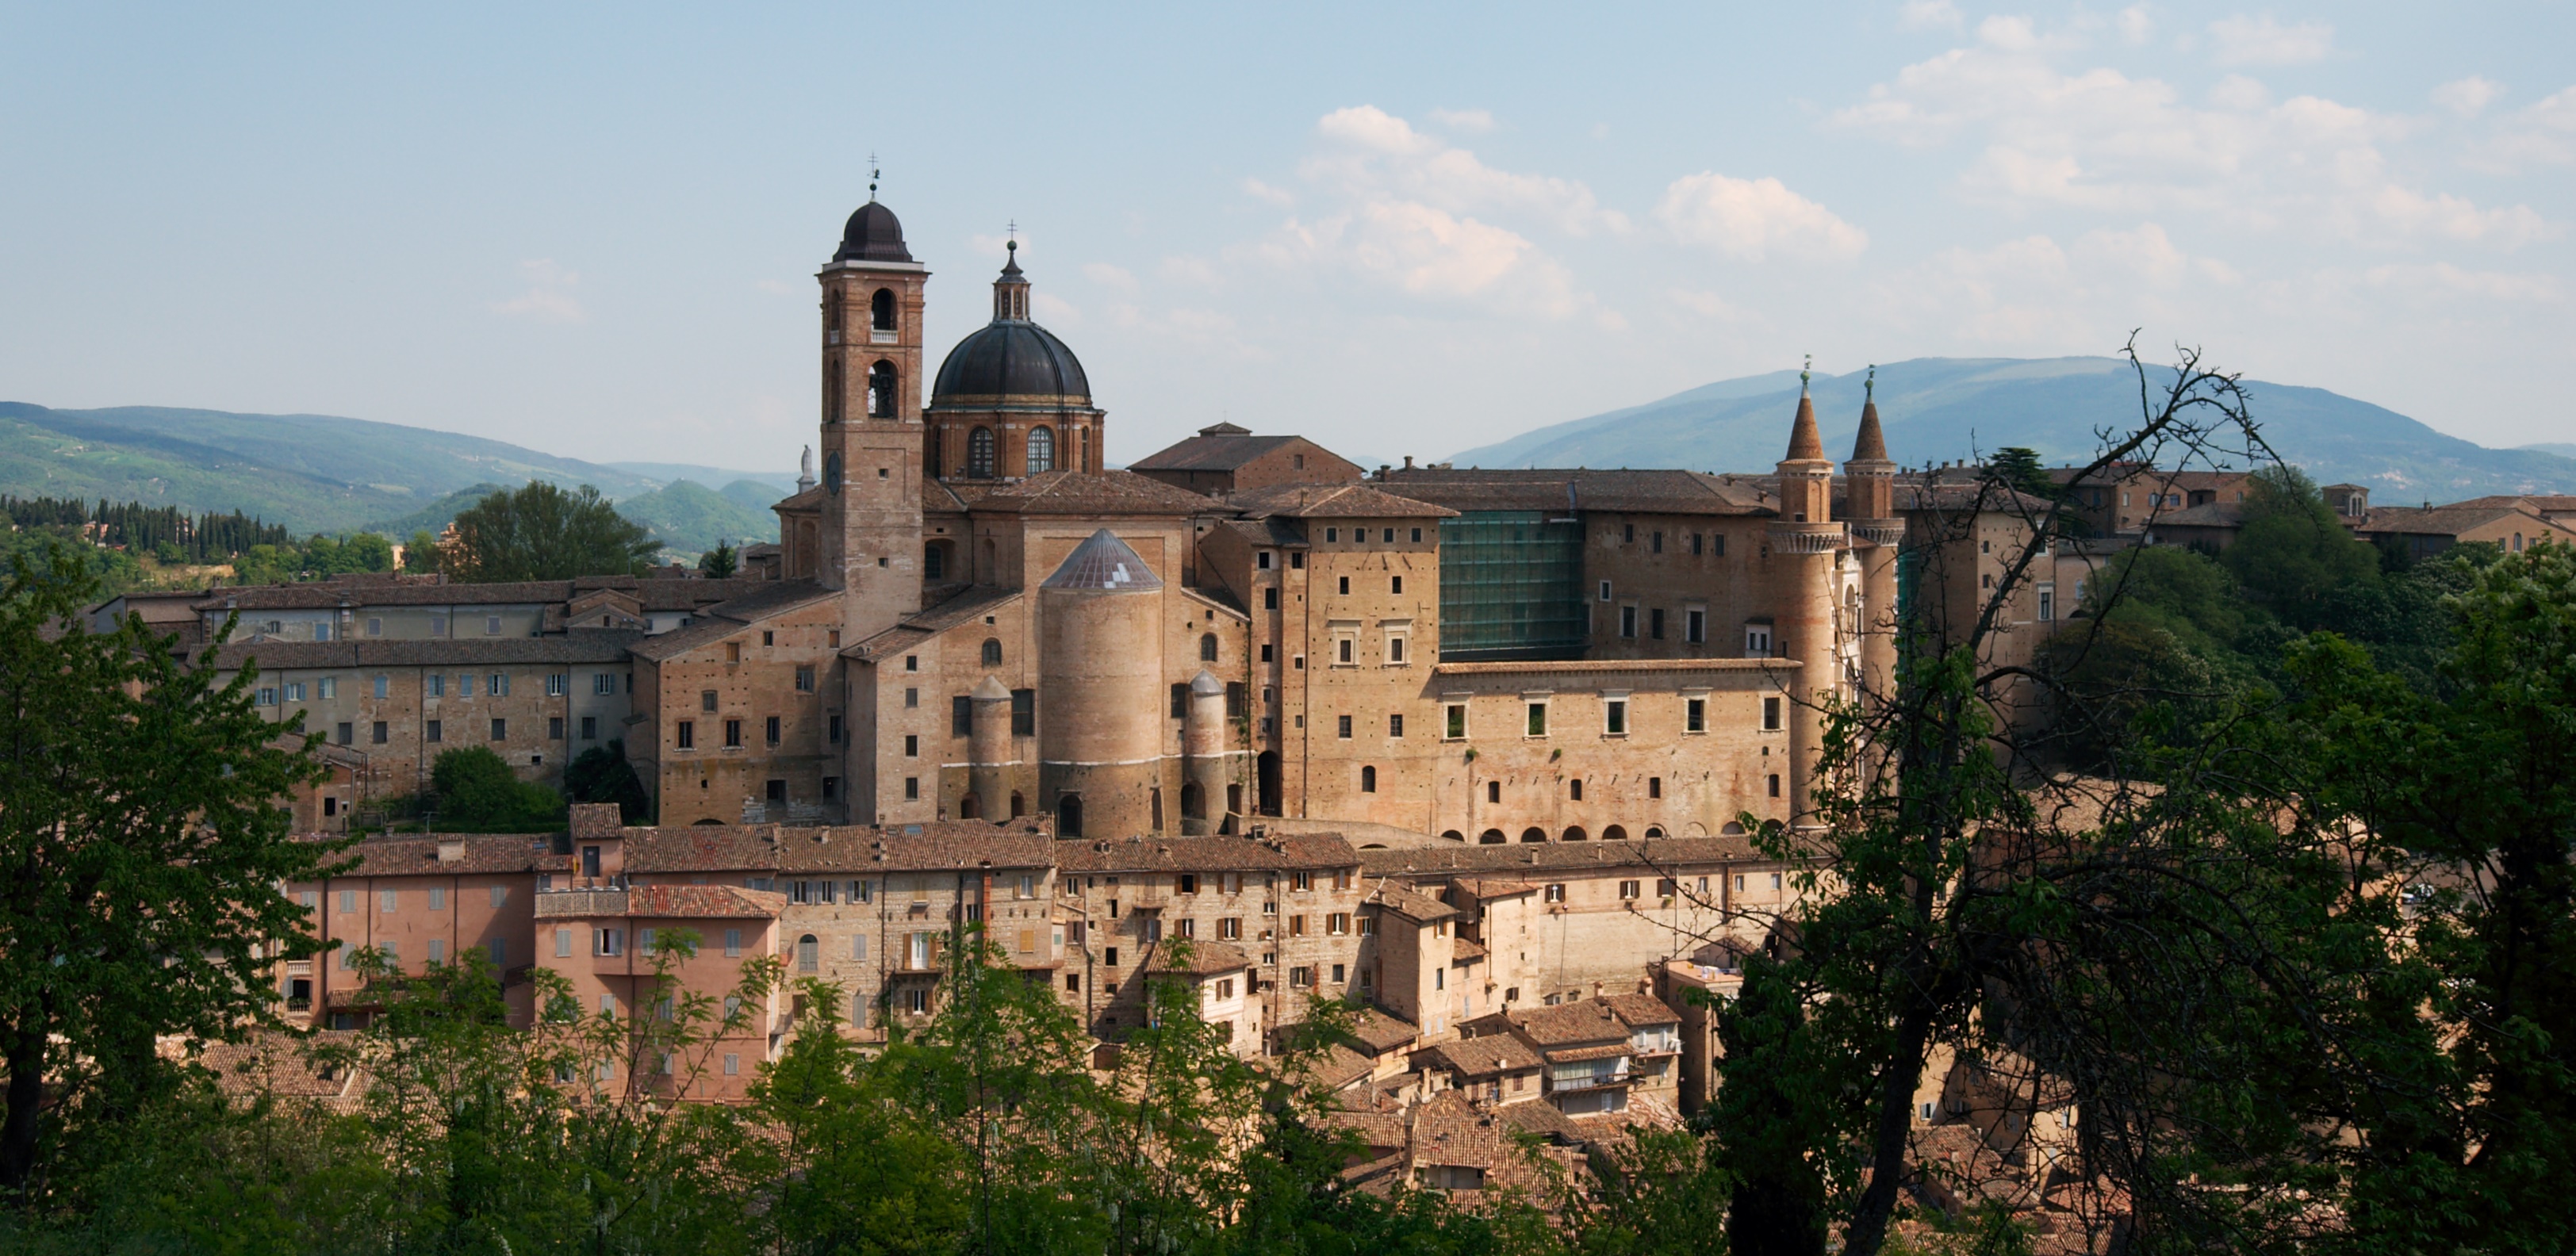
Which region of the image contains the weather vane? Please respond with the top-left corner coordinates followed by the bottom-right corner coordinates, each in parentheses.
top-left (868, 152), bottom-right (880, 201)
top-left (1865, 364), bottom-right (1876, 400)
top-left (1801, 353), bottom-right (1812, 389)
top-left (1008, 219), bottom-right (1018, 255)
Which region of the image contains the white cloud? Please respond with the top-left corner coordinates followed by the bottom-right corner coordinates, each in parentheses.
top-left (2116, 4), bottom-right (2153, 44)
top-left (493, 259), bottom-right (585, 323)
top-left (2473, 85), bottom-right (2576, 170)
top-left (1032, 293), bottom-right (1082, 324)
top-left (1829, 41), bottom-right (2552, 249)
top-left (2432, 75), bottom-right (2505, 119)
top-left (1899, 0), bottom-right (1961, 32)
top-left (1240, 177), bottom-right (1296, 207)
top-left (1978, 15), bottom-right (2041, 52)
top-left (2364, 262), bottom-right (2561, 303)
top-left (1244, 201), bottom-right (1586, 318)
top-left (1428, 107), bottom-right (1496, 133)
top-left (1655, 173), bottom-right (1869, 262)
top-left (1305, 105), bottom-right (1627, 236)
top-left (1865, 224), bottom-right (2239, 349)
top-left (2206, 15), bottom-right (2333, 67)
top-left (1083, 262), bottom-right (1140, 293)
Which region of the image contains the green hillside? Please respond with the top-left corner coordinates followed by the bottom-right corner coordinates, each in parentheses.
top-left (1450, 358), bottom-right (2576, 499)
top-left (615, 481), bottom-right (776, 558)
top-left (362, 484), bottom-right (516, 538)
top-left (0, 402), bottom-right (792, 536)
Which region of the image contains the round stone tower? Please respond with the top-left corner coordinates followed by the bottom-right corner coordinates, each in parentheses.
top-left (966, 674), bottom-right (1014, 821)
top-left (1037, 529), bottom-right (1167, 837)
top-left (1180, 669), bottom-right (1229, 835)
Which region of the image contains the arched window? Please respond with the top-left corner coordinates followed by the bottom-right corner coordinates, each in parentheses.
top-left (1151, 788), bottom-right (1163, 833)
top-left (1199, 634), bottom-right (1218, 662)
top-left (871, 288), bottom-right (896, 331)
top-left (825, 360), bottom-right (843, 423)
top-left (926, 427), bottom-right (943, 478)
top-left (1562, 825), bottom-right (1587, 842)
top-left (1719, 821), bottom-right (1746, 836)
top-left (1440, 829), bottom-right (1466, 843)
top-left (867, 362), bottom-right (898, 418)
top-left (958, 793), bottom-right (980, 819)
top-left (826, 300), bottom-right (842, 335)
top-left (1181, 781), bottom-right (1205, 818)
top-left (968, 426), bottom-right (996, 477)
top-left (1010, 791), bottom-right (1025, 818)
top-left (796, 935), bottom-right (819, 973)
top-left (1058, 794), bottom-right (1083, 838)
top-left (1360, 766), bottom-right (1377, 793)
top-left (981, 638), bottom-right (1002, 666)
top-left (1478, 829), bottom-right (1506, 844)
top-left (1643, 825), bottom-right (1665, 839)
top-left (1602, 825), bottom-right (1629, 841)
top-left (1026, 425), bottom-right (1055, 474)
top-left (1520, 826), bottom-right (1547, 844)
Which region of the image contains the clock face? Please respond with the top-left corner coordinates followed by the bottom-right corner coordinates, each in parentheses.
top-left (824, 451), bottom-right (844, 496)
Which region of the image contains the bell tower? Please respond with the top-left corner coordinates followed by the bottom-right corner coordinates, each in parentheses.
top-left (816, 186), bottom-right (928, 641)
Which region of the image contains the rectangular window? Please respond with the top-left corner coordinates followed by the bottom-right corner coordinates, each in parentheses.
top-left (427, 886), bottom-right (447, 911)
top-left (1650, 608), bottom-right (1666, 640)
top-left (1763, 697), bottom-right (1782, 731)
top-left (1337, 714), bottom-right (1352, 739)
top-left (701, 690), bottom-right (719, 713)
top-left (1226, 682), bottom-right (1247, 718)
top-left (427, 674), bottom-right (444, 697)
top-left (489, 718), bottom-right (506, 741)
top-left (1171, 683), bottom-right (1188, 719)
top-left (1336, 638), bottom-right (1353, 664)
top-left (374, 718), bottom-right (393, 745)
top-left (596, 928), bottom-right (623, 956)
top-left (903, 733), bottom-right (918, 757)
top-left (1526, 703), bottom-right (1547, 737)
top-left (1337, 575), bottom-right (1350, 595)
top-left (1388, 634), bottom-right (1407, 663)
top-left (335, 722), bottom-right (354, 745)
top-left (765, 715), bottom-right (781, 745)
top-left (1620, 879), bottom-right (1640, 900)
top-left (1620, 605), bottom-right (1637, 638)
top-left (485, 616), bottom-right (502, 636)
top-left (490, 886), bottom-right (508, 908)
top-left (1258, 550), bottom-right (1273, 569)
top-left (546, 673), bottom-right (567, 697)
top-left (1544, 883), bottom-right (1566, 903)
top-left (425, 718), bottom-right (443, 743)
top-left (580, 715), bottom-right (597, 740)
top-left (594, 672), bottom-right (615, 695)
top-left (489, 673), bottom-right (508, 697)
top-left (1604, 699), bottom-right (1627, 736)
top-left (1746, 624), bottom-right (1773, 655)
top-left (379, 890), bottom-right (398, 913)
top-left (556, 928), bottom-right (574, 958)
top-left (458, 673), bottom-right (474, 699)
top-left (1599, 580), bottom-right (1612, 602)
top-left (1651, 530), bottom-right (1664, 553)
top-left (1328, 912), bottom-right (1350, 936)
top-left (723, 719), bottom-right (742, 748)
top-left (1686, 609), bottom-right (1706, 644)
top-left (317, 676), bottom-right (337, 699)
top-left (548, 716), bottom-right (565, 740)
top-left (2037, 588), bottom-right (2056, 622)
top-left (1391, 575), bottom-right (1403, 595)
top-left (676, 720), bottom-right (695, 749)
top-left (1389, 713), bottom-right (1405, 737)
top-left (1263, 588), bottom-right (1279, 610)
top-left (1218, 917), bottom-right (1242, 940)
top-left (1686, 698), bottom-right (1706, 733)
top-left (1445, 703), bottom-right (1466, 739)
top-left (1324, 527), bottom-right (1338, 542)
top-left (904, 777), bottom-right (919, 800)
top-left (283, 682), bottom-right (305, 703)
top-left (1649, 775), bottom-right (1663, 798)
top-left (429, 615), bottom-right (447, 637)
top-left (795, 664), bottom-right (815, 692)
top-left (1010, 690), bottom-right (1035, 736)
top-left (952, 695), bottom-right (972, 736)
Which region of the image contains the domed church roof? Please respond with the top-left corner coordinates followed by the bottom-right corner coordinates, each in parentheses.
top-left (931, 244), bottom-right (1094, 406)
top-left (834, 201), bottom-right (914, 264)
top-left (1041, 529), bottom-right (1163, 592)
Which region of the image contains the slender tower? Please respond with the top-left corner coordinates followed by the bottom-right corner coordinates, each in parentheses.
top-left (1767, 361), bottom-right (1845, 823)
top-left (816, 178), bottom-right (928, 641)
top-left (1846, 368), bottom-right (1903, 706)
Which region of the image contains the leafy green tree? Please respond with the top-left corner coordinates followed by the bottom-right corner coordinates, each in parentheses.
top-left (1986, 447), bottom-right (2055, 501)
top-left (402, 529), bottom-right (443, 573)
top-left (563, 738), bottom-right (652, 824)
top-left (446, 481), bottom-right (660, 582)
top-left (427, 745), bottom-right (565, 832)
top-left (0, 544), bottom-right (344, 1197)
top-left (2222, 465), bottom-right (2380, 631)
top-left (699, 540), bottom-right (739, 578)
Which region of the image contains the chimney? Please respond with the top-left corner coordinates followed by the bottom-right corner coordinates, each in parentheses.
top-left (436, 839), bottom-right (465, 864)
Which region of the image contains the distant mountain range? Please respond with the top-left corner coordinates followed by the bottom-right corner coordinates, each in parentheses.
top-left (1450, 358), bottom-right (2576, 500)
top-left (0, 401), bottom-right (800, 553)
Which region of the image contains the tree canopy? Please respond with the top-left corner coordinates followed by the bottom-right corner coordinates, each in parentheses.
top-left (444, 481), bottom-right (661, 582)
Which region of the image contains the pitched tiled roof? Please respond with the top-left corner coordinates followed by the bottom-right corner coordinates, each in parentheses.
top-left (1129, 431), bottom-right (1307, 473)
top-left (2359, 501), bottom-right (2576, 539)
top-left (1415, 1034), bottom-right (1543, 1078)
top-left (185, 1031), bottom-right (370, 1109)
top-left (971, 469), bottom-right (1221, 516)
top-left (533, 884), bottom-right (786, 919)
top-left (1359, 836), bottom-right (1755, 875)
top-left (1376, 468), bottom-right (1769, 516)
top-left (1148, 938), bottom-right (1254, 975)
top-left (621, 825), bottom-right (783, 874)
top-left (1214, 516), bottom-right (1309, 549)
top-left (211, 633), bottom-right (649, 671)
top-left (1363, 881), bottom-right (1457, 924)
top-left (1055, 833), bottom-right (1361, 873)
top-left (1347, 1006), bottom-right (1421, 1055)
top-left (1600, 991), bottom-right (1681, 1027)
top-left (320, 833), bottom-right (572, 877)
top-left (771, 484), bottom-right (823, 512)
top-left (776, 823), bottom-right (1057, 873)
top-left (1226, 483), bottom-right (1457, 519)
top-left (629, 580), bottom-right (834, 661)
top-left (1497, 998), bottom-right (1632, 1047)
top-left (845, 585), bottom-right (1026, 662)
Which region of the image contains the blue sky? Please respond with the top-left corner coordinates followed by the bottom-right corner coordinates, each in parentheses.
top-left (3, 2), bottom-right (2568, 475)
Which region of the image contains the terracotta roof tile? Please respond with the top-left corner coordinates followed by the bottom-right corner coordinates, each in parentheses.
top-left (1055, 833), bottom-right (1360, 874)
top-left (1414, 1035), bottom-right (1543, 1078)
top-left (1359, 836), bottom-right (1756, 876)
top-left (319, 833), bottom-right (572, 878)
top-left (1363, 882), bottom-right (1457, 923)
top-left (971, 469), bottom-right (1221, 516)
top-left (1148, 938), bottom-right (1254, 975)
top-left (213, 634), bottom-right (648, 671)
top-left (1225, 482), bottom-right (1458, 519)
top-left (1129, 432), bottom-right (1309, 473)
top-left (775, 823), bottom-right (1057, 873)
top-left (1376, 468), bottom-right (1769, 515)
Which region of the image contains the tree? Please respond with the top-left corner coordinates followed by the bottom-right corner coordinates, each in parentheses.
top-left (0, 544), bottom-right (346, 1197)
top-left (2223, 465), bottom-right (2380, 631)
top-left (1986, 447), bottom-right (2055, 501)
top-left (699, 541), bottom-right (739, 579)
top-left (563, 739), bottom-right (651, 824)
top-left (427, 746), bottom-right (565, 832)
top-left (402, 529), bottom-right (443, 574)
top-left (445, 481), bottom-right (660, 582)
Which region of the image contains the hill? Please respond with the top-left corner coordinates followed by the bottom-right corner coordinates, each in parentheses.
top-left (614, 481), bottom-right (780, 558)
top-left (1449, 358), bottom-right (2576, 499)
top-left (363, 484), bottom-right (516, 538)
top-left (0, 402), bottom-right (794, 536)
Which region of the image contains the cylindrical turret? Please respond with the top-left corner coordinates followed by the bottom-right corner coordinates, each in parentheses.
top-left (1846, 370), bottom-right (1902, 707)
top-left (1181, 669), bottom-right (1229, 835)
top-left (1767, 367), bottom-right (1844, 825)
top-left (967, 674), bottom-right (1013, 821)
top-left (1037, 529), bottom-right (1167, 837)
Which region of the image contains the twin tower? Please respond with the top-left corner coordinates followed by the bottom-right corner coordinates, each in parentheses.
top-left (1771, 370), bottom-right (1902, 812)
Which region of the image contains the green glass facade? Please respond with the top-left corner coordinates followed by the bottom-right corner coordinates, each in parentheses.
top-left (1437, 511), bottom-right (1586, 661)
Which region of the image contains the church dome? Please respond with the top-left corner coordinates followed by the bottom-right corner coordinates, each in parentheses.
top-left (933, 320), bottom-right (1092, 404)
top-left (834, 201), bottom-right (914, 263)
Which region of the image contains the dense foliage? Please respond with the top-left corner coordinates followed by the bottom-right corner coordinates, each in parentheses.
top-left (445, 482), bottom-right (662, 582)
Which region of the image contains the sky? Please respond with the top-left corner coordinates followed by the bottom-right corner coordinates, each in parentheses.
top-left (2, 2), bottom-right (2570, 478)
